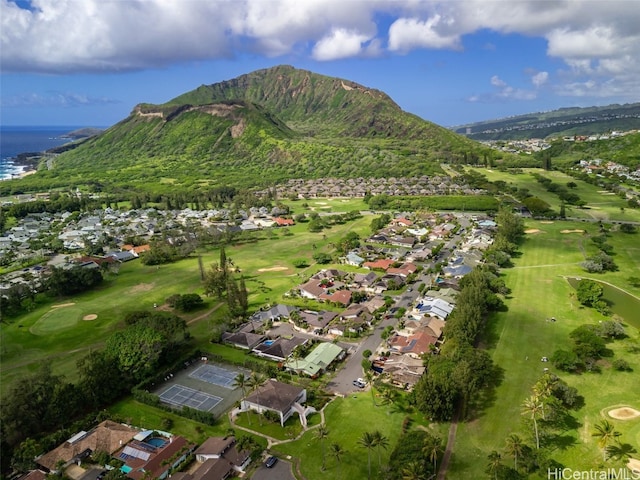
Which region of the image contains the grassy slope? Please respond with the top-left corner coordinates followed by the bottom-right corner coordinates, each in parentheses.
top-left (470, 167), bottom-right (640, 223)
top-left (447, 220), bottom-right (640, 479)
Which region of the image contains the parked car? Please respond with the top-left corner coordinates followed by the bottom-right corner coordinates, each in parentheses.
top-left (352, 379), bottom-right (366, 388)
top-left (265, 456), bottom-right (278, 468)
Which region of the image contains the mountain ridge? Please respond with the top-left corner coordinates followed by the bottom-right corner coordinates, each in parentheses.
top-left (454, 102), bottom-right (640, 140)
top-left (2, 65), bottom-right (493, 195)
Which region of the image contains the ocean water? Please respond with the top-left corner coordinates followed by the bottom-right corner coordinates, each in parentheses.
top-left (0, 126), bottom-right (80, 179)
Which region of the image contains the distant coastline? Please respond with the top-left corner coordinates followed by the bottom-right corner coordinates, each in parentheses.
top-left (0, 126), bottom-right (104, 180)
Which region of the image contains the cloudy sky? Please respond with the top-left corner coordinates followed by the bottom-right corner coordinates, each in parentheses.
top-left (1, 0), bottom-right (639, 127)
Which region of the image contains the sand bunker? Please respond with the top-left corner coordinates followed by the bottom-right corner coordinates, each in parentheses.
top-left (130, 283), bottom-right (154, 293)
top-left (258, 266), bottom-right (288, 272)
top-left (540, 221), bottom-right (554, 224)
top-left (628, 459), bottom-right (640, 474)
top-left (608, 407), bottom-right (640, 420)
top-left (52, 302), bottom-right (75, 308)
top-left (82, 314), bottom-right (98, 321)
top-left (525, 229), bottom-right (542, 234)
top-left (561, 229), bottom-right (585, 234)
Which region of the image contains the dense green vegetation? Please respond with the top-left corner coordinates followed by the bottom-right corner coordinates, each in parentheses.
top-left (0, 66), bottom-right (492, 196)
top-left (538, 132), bottom-right (640, 169)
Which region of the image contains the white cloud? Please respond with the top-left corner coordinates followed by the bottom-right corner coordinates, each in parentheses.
top-left (312, 29), bottom-right (373, 61)
top-left (388, 15), bottom-right (461, 52)
top-left (1, 0), bottom-right (640, 101)
top-left (491, 76), bottom-right (507, 88)
top-left (531, 71), bottom-right (549, 88)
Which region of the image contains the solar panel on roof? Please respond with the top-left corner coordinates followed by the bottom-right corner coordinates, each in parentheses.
top-left (122, 446), bottom-right (151, 461)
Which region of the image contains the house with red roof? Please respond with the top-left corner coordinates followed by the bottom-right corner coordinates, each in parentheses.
top-left (363, 258), bottom-right (395, 271)
top-left (273, 217), bottom-right (294, 226)
top-left (389, 329), bottom-right (438, 359)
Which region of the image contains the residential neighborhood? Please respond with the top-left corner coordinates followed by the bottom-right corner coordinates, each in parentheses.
top-left (3, 204), bottom-right (501, 480)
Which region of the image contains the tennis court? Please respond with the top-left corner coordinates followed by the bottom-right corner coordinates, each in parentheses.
top-left (158, 384), bottom-right (222, 412)
top-left (188, 363), bottom-right (238, 389)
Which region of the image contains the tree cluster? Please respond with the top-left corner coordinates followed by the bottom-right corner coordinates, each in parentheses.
top-left (551, 320), bottom-right (626, 373)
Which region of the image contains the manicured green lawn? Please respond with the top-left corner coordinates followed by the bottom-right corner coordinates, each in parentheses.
top-left (273, 393), bottom-right (445, 480)
top-left (447, 219), bottom-right (640, 479)
top-left (468, 167), bottom-right (640, 223)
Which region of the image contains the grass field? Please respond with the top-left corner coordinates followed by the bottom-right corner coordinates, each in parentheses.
top-left (467, 167), bottom-right (640, 223)
top-left (447, 219), bottom-right (640, 479)
top-left (273, 392), bottom-right (446, 480)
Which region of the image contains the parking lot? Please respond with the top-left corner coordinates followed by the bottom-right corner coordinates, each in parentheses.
top-left (251, 458), bottom-right (295, 480)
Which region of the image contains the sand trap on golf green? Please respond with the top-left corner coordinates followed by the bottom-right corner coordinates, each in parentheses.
top-left (628, 459), bottom-right (640, 473)
top-left (258, 266), bottom-right (288, 272)
top-left (525, 229), bottom-right (542, 234)
top-left (561, 229), bottom-right (585, 234)
top-left (130, 283), bottom-right (154, 293)
top-left (608, 407), bottom-right (640, 420)
top-left (83, 314), bottom-right (98, 321)
top-left (31, 306), bottom-right (82, 334)
top-left (540, 221), bottom-right (554, 224)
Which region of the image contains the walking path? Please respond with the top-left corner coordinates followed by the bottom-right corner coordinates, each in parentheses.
top-left (437, 407), bottom-right (461, 480)
top-left (229, 397), bottom-right (331, 449)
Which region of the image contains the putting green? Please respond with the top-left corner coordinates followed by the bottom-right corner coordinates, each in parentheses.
top-left (31, 306), bottom-right (83, 335)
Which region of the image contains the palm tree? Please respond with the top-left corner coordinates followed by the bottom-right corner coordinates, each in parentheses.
top-left (521, 396), bottom-right (543, 449)
top-left (372, 430), bottom-right (389, 471)
top-left (592, 420), bottom-right (622, 461)
top-left (364, 370), bottom-right (376, 406)
top-left (533, 373), bottom-right (556, 420)
top-left (233, 373), bottom-right (251, 425)
top-left (247, 373), bottom-right (266, 425)
top-left (358, 431), bottom-right (377, 480)
top-left (315, 423), bottom-right (330, 471)
top-left (606, 442), bottom-right (637, 462)
top-left (422, 434), bottom-right (443, 475)
top-left (289, 345), bottom-right (303, 381)
top-left (330, 442), bottom-right (345, 477)
top-left (486, 451), bottom-right (503, 480)
top-left (401, 461), bottom-right (427, 480)
top-left (504, 433), bottom-right (525, 471)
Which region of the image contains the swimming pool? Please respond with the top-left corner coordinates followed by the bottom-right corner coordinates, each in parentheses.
top-left (146, 437), bottom-right (167, 448)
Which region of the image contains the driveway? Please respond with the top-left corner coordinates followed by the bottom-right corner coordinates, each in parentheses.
top-left (325, 314), bottom-right (397, 395)
top-left (251, 458), bottom-right (295, 480)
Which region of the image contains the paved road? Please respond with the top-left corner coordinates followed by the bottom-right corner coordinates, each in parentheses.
top-left (324, 314), bottom-right (398, 395)
top-left (251, 458), bottom-right (295, 480)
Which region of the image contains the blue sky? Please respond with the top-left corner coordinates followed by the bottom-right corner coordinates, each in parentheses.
top-left (1, 0), bottom-right (639, 128)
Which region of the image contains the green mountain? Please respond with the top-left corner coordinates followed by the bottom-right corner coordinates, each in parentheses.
top-left (5, 66), bottom-right (493, 195)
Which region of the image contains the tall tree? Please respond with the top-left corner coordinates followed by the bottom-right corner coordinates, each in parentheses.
top-left (372, 430), bottom-right (389, 471)
top-left (486, 450), bottom-right (503, 480)
top-left (422, 434), bottom-right (443, 475)
top-left (358, 431), bottom-right (377, 480)
top-left (330, 443), bottom-right (345, 477)
top-left (233, 373), bottom-right (251, 426)
top-left (504, 433), bottom-right (525, 471)
top-left (247, 373), bottom-right (266, 425)
top-left (592, 420), bottom-right (622, 461)
top-left (315, 424), bottom-right (330, 471)
top-left (521, 396), bottom-right (543, 449)
top-left (364, 370), bottom-right (377, 407)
